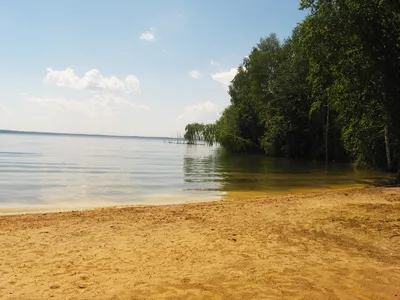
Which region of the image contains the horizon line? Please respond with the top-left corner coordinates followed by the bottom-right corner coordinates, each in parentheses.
top-left (0, 129), bottom-right (184, 140)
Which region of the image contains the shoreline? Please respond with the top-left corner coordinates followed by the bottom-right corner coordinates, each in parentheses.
top-left (0, 184), bottom-right (368, 217)
top-left (1, 187), bottom-right (399, 299)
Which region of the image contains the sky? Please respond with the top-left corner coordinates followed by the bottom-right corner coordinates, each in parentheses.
top-left (0, 0), bottom-right (308, 137)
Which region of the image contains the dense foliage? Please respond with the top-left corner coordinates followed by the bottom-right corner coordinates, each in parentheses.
top-left (184, 0), bottom-right (400, 172)
top-left (184, 123), bottom-right (218, 146)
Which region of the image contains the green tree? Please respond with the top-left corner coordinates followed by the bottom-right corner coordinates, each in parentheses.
top-left (184, 0), bottom-right (400, 174)
top-left (300, 0), bottom-right (400, 170)
top-left (184, 123), bottom-right (204, 144)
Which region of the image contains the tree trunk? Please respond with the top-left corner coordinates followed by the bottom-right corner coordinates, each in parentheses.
top-left (325, 104), bottom-right (330, 165)
top-left (384, 124), bottom-right (391, 170)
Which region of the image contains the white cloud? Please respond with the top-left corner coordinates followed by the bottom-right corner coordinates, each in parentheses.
top-left (43, 68), bottom-right (140, 93)
top-left (210, 68), bottom-right (238, 87)
top-left (139, 29), bottom-right (155, 41)
top-left (188, 70), bottom-right (202, 79)
top-left (43, 68), bottom-right (79, 88)
top-left (26, 95), bottom-right (149, 116)
top-left (210, 60), bottom-right (219, 66)
top-left (177, 101), bottom-right (219, 123)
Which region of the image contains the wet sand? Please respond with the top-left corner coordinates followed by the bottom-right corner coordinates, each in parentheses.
top-left (0, 187), bottom-right (399, 299)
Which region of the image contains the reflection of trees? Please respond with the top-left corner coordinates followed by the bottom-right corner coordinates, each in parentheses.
top-left (183, 154), bottom-right (219, 182)
top-left (216, 151), bottom-right (275, 192)
top-left (216, 151), bottom-right (370, 192)
top-left (183, 146), bottom-right (393, 194)
top-left (183, 148), bottom-right (335, 193)
top-left (182, 146), bottom-right (222, 192)
top-left (182, 147), bottom-right (278, 192)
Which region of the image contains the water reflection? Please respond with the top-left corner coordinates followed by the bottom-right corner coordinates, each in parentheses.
top-left (182, 147), bottom-right (392, 197)
top-left (0, 133), bottom-right (393, 212)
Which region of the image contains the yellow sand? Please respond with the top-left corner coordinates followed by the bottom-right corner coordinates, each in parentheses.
top-left (0, 187), bottom-right (399, 299)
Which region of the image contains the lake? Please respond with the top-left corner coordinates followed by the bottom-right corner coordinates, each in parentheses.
top-left (0, 132), bottom-right (391, 213)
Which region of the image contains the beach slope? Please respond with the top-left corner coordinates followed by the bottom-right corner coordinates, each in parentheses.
top-left (0, 187), bottom-right (399, 299)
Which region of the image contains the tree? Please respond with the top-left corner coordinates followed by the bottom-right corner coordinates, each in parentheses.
top-left (184, 123), bottom-right (218, 146)
top-left (184, 123), bottom-right (203, 144)
top-left (184, 0), bottom-right (400, 173)
top-left (300, 0), bottom-right (400, 170)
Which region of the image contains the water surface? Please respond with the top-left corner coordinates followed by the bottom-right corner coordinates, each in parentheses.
top-left (0, 132), bottom-right (391, 213)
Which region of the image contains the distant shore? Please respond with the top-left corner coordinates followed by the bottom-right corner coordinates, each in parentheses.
top-left (0, 129), bottom-right (179, 141)
top-left (0, 187), bottom-right (399, 299)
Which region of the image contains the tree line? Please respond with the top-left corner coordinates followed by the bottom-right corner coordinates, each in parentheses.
top-left (184, 0), bottom-right (400, 176)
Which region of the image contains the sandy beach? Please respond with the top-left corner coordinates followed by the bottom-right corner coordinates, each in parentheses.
top-left (0, 187), bottom-right (399, 300)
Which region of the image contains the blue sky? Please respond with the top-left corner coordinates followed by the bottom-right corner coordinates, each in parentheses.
top-left (0, 0), bottom-right (307, 137)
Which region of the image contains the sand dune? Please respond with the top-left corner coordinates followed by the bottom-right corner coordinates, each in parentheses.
top-left (0, 187), bottom-right (399, 299)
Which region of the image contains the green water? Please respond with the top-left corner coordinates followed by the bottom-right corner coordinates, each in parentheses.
top-left (184, 148), bottom-right (391, 197)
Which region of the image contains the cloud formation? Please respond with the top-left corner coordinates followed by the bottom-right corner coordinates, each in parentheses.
top-left (43, 68), bottom-right (140, 93)
top-left (188, 70), bottom-right (202, 79)
top-left (26, 95), bottom-right (149, 115)
top-left (139, 29), bottom-right (155, 41)
top-left (177, 101), bottom-right (219, 123)
top-left (210, 68), bottom-right (238, 87)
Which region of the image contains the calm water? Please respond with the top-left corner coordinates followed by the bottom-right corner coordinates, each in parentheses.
top-left (0, 132), bottom-right (391, 213)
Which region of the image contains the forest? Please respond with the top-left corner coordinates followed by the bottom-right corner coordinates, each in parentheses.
top-left (184, 0), bottom-right (400, 177)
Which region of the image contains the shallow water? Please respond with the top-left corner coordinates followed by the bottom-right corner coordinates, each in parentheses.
top-left (0, 132), bottom-right (392, 212)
